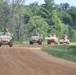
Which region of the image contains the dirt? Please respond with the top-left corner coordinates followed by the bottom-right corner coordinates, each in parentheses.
top-left (0, 44), bottom-right (76, 75)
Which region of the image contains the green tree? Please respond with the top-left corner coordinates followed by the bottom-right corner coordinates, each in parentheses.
top-left (0, 0), bottom-right (11, 28)
top-left (67, 6), bottom-right (76, 28)
top-left (72, 30), bottom-right (76, 42)
top-left (23, 6), bottom-right (33, 24)
top-left (69, 27), bottom-right (76, 42)
top-left (44, 0), bottom-right (55, 12)
top-left (59, 3), bottom-right (70, 11)
top-left (61, 24), bottom-right (69, 35)
top-left (50, 10), bottom-right (63, 37)
top-left (27, 2), bottom-right (39, 17)
top-left (58, 11), bottom-right (73, 25)
top-left (25, 16), bottom-right (49, 38)
top-left (35, 7), bottom-right (51, 18)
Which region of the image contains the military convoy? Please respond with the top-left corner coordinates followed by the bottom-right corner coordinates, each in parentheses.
top-left (0, 28), bottom-right (14, 47)
top-left (0, 28), bottom-right (70, 46)
top-left (29, 31), bottom-right (43, 45)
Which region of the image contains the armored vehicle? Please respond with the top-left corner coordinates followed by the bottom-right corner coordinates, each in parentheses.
top-left (29, 31), bottom-right (43, 44)
top-left (45, 33), bottom-right (58, 44)
top-left (60, 34), bottom-right (70, 44)
top-left (0, 28), bottom-right (14, 47)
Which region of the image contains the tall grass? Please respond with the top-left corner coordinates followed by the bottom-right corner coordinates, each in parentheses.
top-left (42, 45), bottom-right (76, 62)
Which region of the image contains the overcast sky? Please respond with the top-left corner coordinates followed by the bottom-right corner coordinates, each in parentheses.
top-left (25, 0), bottom-right (76, 6)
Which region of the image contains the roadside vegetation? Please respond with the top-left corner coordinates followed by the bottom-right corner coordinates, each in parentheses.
top-left (13, 40), bottom-right (50, 44)
top-left (42, 45), bottom-right (76, 62)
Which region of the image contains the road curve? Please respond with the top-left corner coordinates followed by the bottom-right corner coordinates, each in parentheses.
top-left (0, 44), bottom-right (76, 75)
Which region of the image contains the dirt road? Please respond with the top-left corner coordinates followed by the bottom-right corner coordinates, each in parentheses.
top-left (0, 44), bottom-right (76, 75)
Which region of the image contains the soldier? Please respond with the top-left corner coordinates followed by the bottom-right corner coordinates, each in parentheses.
top-left (33, 30), bottom-right (39, 36)
top-left (2, 28), bottom-right (8, 35)
top-left (62, 34), bottom-right (65, 40)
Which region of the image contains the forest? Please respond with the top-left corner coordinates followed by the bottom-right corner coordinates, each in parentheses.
top-left (0, 0), bottom-right (76, 42)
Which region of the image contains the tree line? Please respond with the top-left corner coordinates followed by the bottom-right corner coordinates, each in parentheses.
top-left (0, 0), bottom-right (76, 42)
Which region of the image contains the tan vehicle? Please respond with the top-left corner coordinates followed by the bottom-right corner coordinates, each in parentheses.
top-left (45, 33), bottom-right (58, 44)
top-left (29, 31), bottom-right (43, 44)
top-left (0, 29), bottom-right (14, 47)
top-left (60, 34), bottom-right (70, 44)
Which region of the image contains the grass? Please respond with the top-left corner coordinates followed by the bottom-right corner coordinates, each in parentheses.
top-left (42, 45), bottom-right (76, 62)
top-left (13, 40), bottom-right (48, 44)
top-left (13, 41), bottom-right (29, 44)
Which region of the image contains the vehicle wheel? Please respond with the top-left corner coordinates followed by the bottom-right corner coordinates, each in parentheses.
top-left (65, 42), bottom-right (68, 44)
top-left (9, 41), bottom-right (13, 47)
top-left (68, 42), bottom-right (69, 44)
top-left (60, 42), bottom-right (63, 44)
top-left (66, 42), bottom-right (69, 44)
top-left (38, 40), bottom-right (42, 45)
top-left (0, 44), bottom-right (1, 47)
top-left (47, 41), bottom-right (51, 44)
top-left (30, 41), bottom-right (33, 45)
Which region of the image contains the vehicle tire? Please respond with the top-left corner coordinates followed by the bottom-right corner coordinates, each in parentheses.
top-left (68, 42), bottom-right (69, 44)
top-left (60, 42), bottom-right (63, 44)
top-left (66, 42), bottom-right (69, 44)
top-left (9, 41), bottom-right (13, 47)
top-left (38, 40), bottom-right (42, 45)
top-left (30, 41), bottom-right (33, 45)
top-left (65, 42), bottom-right (67, 44)
top-left (47, 41), bottom-right (51, 44)
top-left (0, 44), bottom-right (1, 47)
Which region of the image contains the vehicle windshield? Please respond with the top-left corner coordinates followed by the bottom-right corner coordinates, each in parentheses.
top-left (0, 32), bottom-right (10, 36)
top-left (32, 33), bottom-right (38, 36)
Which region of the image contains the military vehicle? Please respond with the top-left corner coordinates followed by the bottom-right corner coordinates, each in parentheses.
top-left (59, 34), bottom-right (70, 44)
top-left (45, 33), bottom-right (58, 44)
top-left (29, 31), bottom-right (43, 44)
top-left (0, 28), bottom-right (14, 47)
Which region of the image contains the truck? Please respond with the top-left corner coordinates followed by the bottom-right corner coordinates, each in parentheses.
top-left (0, 28), bottom-right (14, 47)
top-left (45, 33), bottom-right (58, 44)
top-left (59, 34), bottom-right (70, 44)
top-left (29, 31), bottom-right (43, 45)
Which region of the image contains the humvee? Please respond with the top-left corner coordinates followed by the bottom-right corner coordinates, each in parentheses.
top-left (0, 28), bottom-right (14, 47)
top-left (29, 31), bottom-right (43, 45)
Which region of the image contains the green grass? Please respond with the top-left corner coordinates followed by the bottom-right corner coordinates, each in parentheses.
top-left (13, 41), bottom-right (29, 44)
top-left (13, 40), bottom-right (47, 45)
top-left (13, 41), bottom-right (23, 44)
top-left (42, 45), bottom-right (76, 62)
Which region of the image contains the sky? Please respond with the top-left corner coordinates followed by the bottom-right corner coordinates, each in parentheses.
top-left (25, 0), bottom-right (76, 6)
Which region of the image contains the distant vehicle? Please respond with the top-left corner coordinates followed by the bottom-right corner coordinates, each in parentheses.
top-left (59, 34), bottom-right (70, 44)
top-left (0, 28), bottom-right (14, 47)
top-left (29, 31), bottom-right (43, 45)
top-left (45, 33), bottom-right (58, 44)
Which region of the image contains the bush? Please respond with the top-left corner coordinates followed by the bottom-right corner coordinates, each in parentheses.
top-left (42, 45), bottom-right (76, 62)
